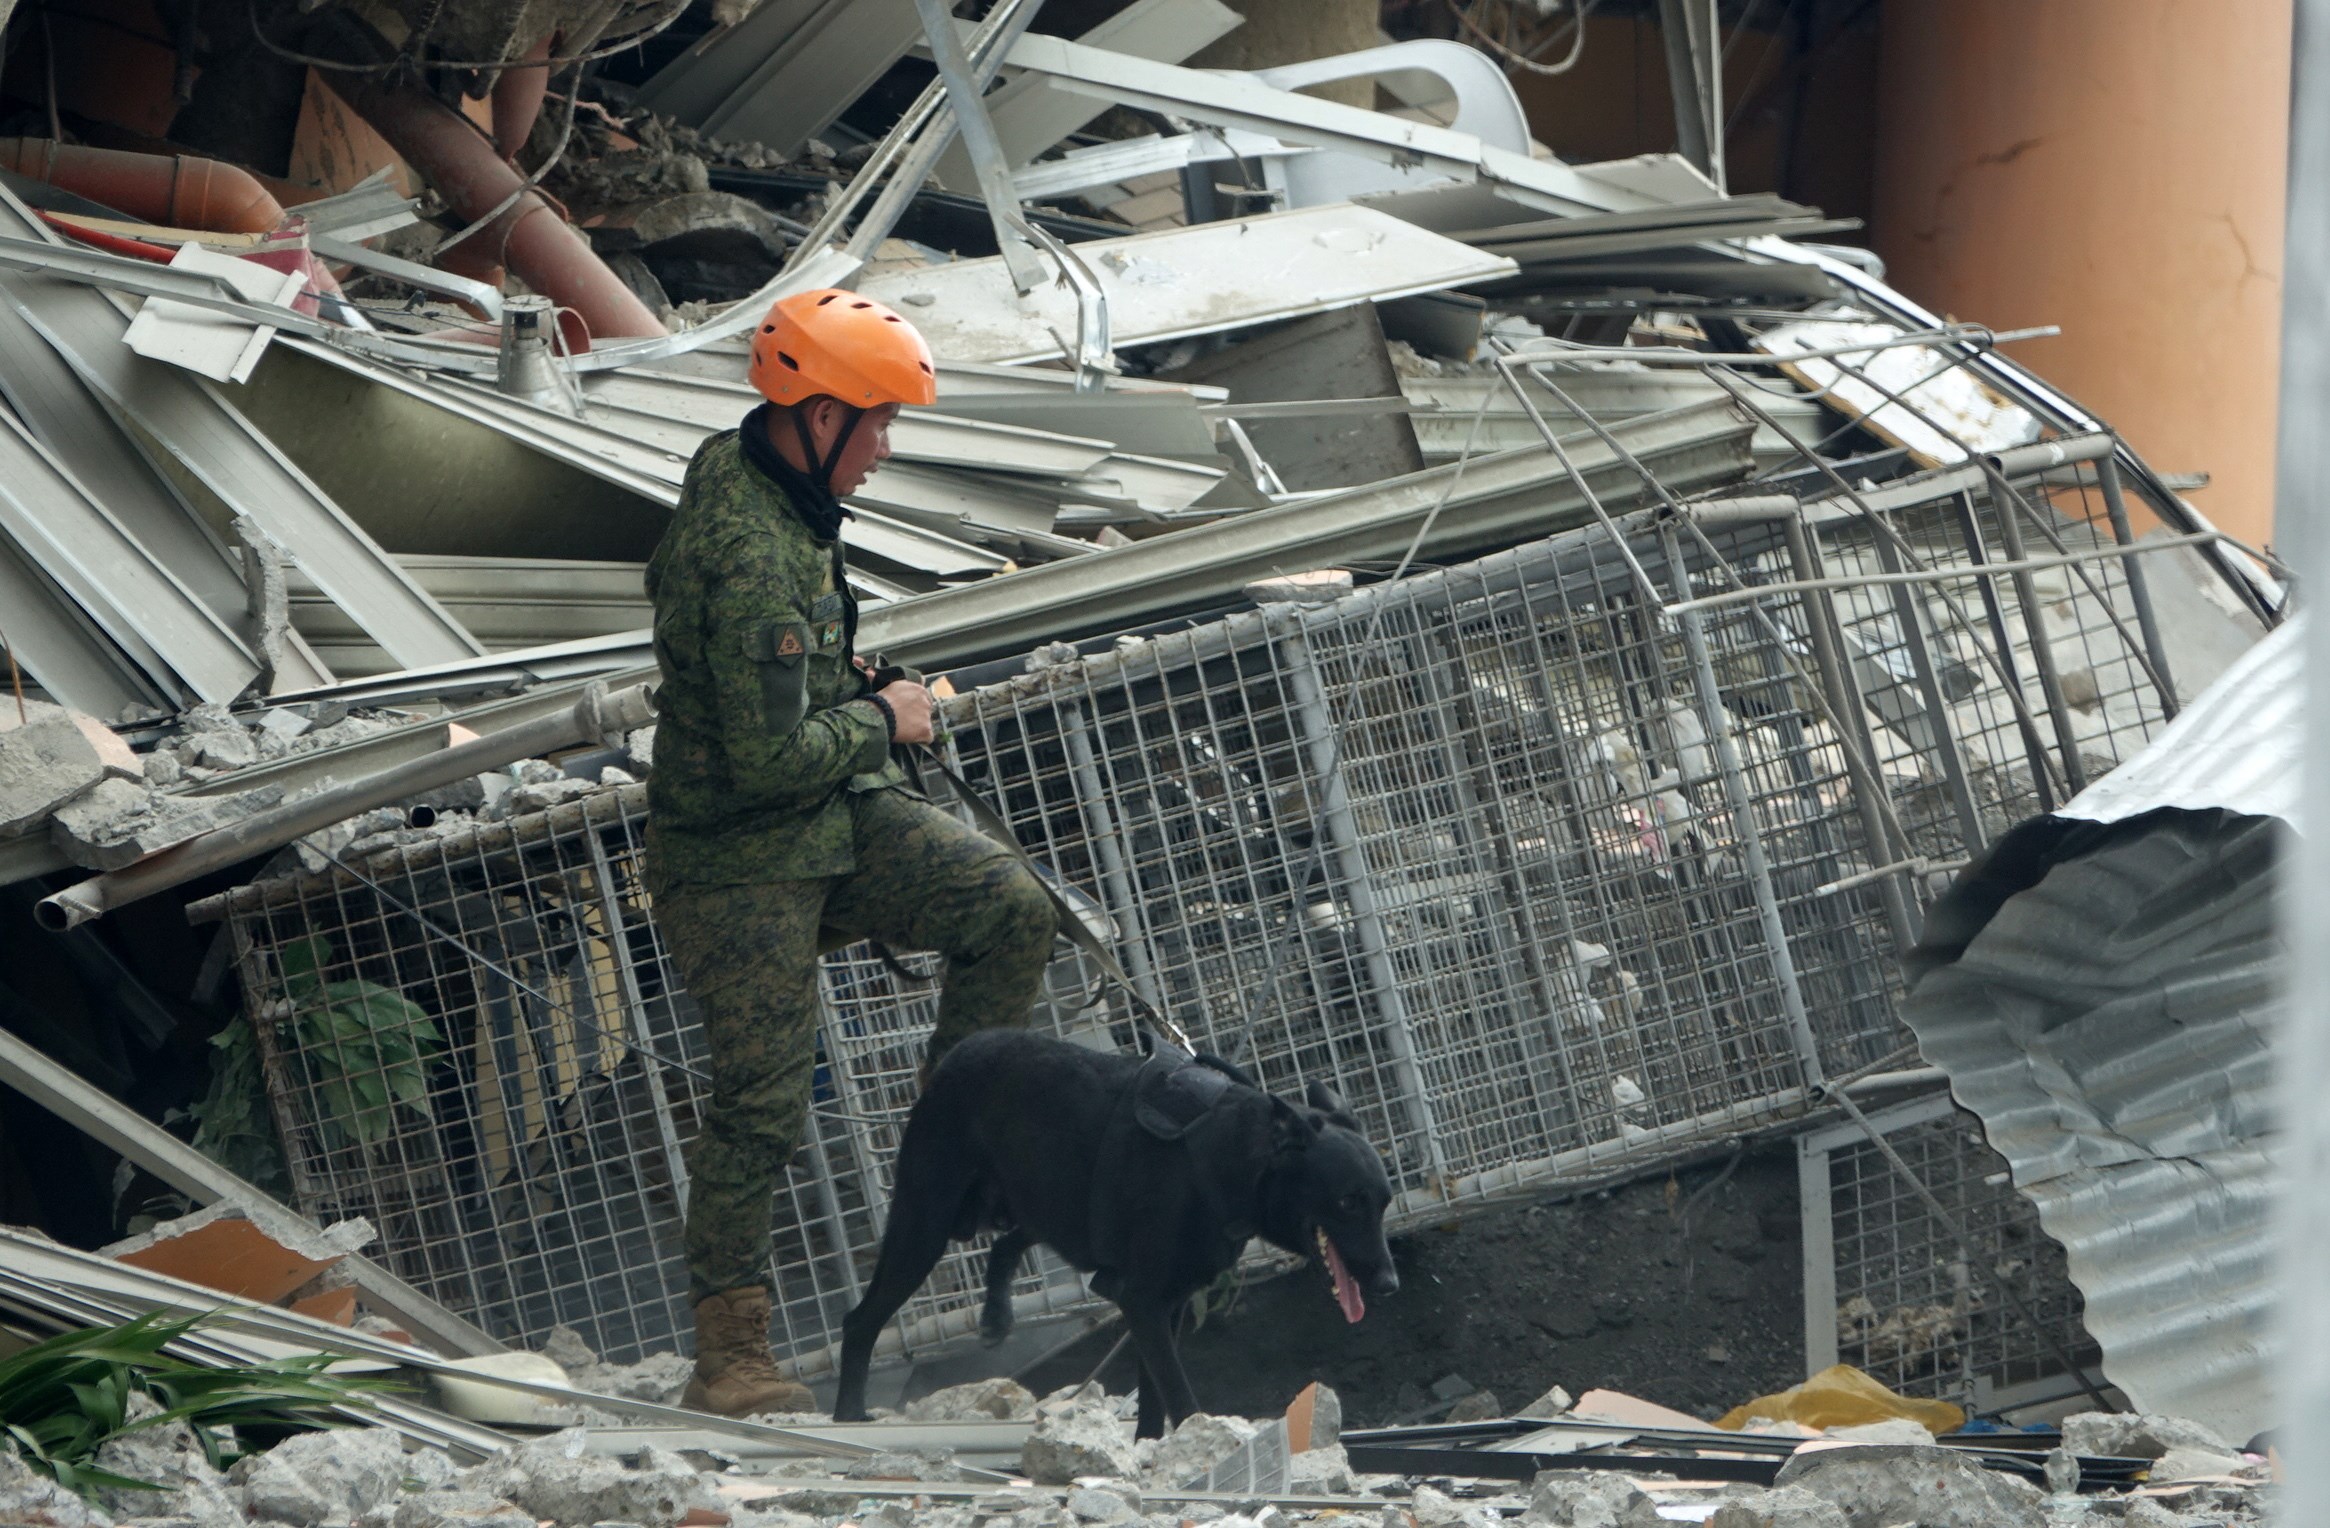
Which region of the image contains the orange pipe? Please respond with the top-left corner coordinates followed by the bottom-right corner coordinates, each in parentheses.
top-left (492, 32), bottom-right (554, 162)
top-left (323, 72), bottom-right (666, 343)
top-left (0, 138), bottom-right (284, 235)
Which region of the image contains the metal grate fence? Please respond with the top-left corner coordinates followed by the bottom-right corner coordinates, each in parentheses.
top-left (1799, 1094), bottom-right (2101, 1411)
top-left (194, 421), bottom-right (2189, 1374)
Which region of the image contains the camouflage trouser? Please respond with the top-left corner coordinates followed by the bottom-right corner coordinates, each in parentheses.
top-left (657, 787), bottom-right (1056, 1300)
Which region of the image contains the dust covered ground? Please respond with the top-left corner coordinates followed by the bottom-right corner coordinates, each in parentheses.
top-left (1020, 1145), bottom-right (1805, 1426)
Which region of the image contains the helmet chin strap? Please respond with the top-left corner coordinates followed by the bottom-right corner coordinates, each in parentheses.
top-left (791, 401), bottom-right (864, 491)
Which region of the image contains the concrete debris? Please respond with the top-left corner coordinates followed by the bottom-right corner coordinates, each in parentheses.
top-left (1441, 1391), bottom-right (1502, 1423)
top-left (1769, 1442), bottom-right (2044, 1528)
top-left (88, 1397), bottom-right (241, 1528)
top-left (539, 1325), bottom-right (601, 1372)
top-left (353, 1490), bottom-right (538, 1528)
top-left (455, 1431), bottom-right (717, 1527)
top-left (902, 1378), bottom-right (1040, 1421)
top-left (0, 701), bottom-right (114, 835)
top-left (0, 1448), bottom-right (111, 1528)
top-left (2149, 1444), bottom-right (2250, 1482)
top-left (49, 778), bottom-right (285, 869)
top-left (233, 1427), bottom-right (454, 1527)
top-left (1407, 1484), bottom-right (1501, 1528)
top-left (559, 1351), bottom-right (696, 1405)
top-left (1518, 1470), bottom-right (1662, 1528)
top-left (1284, 1444), bottom-right (1355, 1496)
top-left (1821, 1418), bottom-right (1934, 1445)
top-left (1021, 1401), bottom-right (1143, 1485)
top-left (1516, 1386), bottom-right (1573, 1420)
top-left (1065, 1485), bottom-right (1140, 1524)
top-left (1142, 1414), bottom-right (1257, 1488)
top-left (2057, 1411), bottom-right (2238, 1461)
top-left (1703, 1487), bottom-right (1849, 1528)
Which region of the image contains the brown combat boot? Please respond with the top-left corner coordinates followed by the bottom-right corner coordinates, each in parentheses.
top-left (682, 1287), bottom-right (815, 1417)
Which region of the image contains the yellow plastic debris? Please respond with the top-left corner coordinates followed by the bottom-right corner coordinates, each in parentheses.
top-left (1714, 1363), bottom-right (1966, 1435)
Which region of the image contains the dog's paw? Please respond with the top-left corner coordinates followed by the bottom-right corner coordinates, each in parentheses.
top-left (979, 1306), bottom-right (1016, 1346)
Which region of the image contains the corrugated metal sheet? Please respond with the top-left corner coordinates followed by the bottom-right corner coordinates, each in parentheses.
top-left (1901, 616), bottom-right (2297, 1441)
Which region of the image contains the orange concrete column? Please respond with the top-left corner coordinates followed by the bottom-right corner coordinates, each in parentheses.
top-left (1871, 0), bottom-right (2291, 544)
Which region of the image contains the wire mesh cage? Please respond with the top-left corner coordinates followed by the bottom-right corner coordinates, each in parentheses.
top-left (1799, 1094), bottom-right (2102, 1411)
top-left (197, 390), bottom-right (2194, 1375)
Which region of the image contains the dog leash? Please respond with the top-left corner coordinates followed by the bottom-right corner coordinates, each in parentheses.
top-left (914, 744), bottom-right (1196, 1055)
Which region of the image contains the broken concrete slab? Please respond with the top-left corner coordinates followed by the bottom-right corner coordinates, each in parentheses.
top-left (2057, 1411), bottom-right (2237, 1461)
top-left (353, 1489), bottom-right (536, 1528)
top-left (102, 1201), bottom-right (374, 1305)
top-left (1021, 1402), bottom-right (1141, 1485)
top-left (904, 1378), bottom-right (1039, 1421)
top-left (1770, 1443), bottom-right (2043, 1528)
top-left (0, 700), bottom-right (112, 835)
top-left (456, 1430), bottom-right (717, 1527)
top-left (1144, 1414), bottom-right (1257, 1489)
top-left (234, 1426), bottom-right (453, 1527)
top-left (1704, 1486), bottom-right (1849, 1528)
top-left (1519, 1471), bottom-right (1662, 1528)
top-left (50, 779), bottom-right (287, 870)
top-left (0, 1447), bottom-right (111, 1528)
top-left (91, 1395), bottom-right (242, 1528)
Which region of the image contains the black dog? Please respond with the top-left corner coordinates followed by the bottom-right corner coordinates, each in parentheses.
top-left (831, 1028), bottom-right (1398, 1437)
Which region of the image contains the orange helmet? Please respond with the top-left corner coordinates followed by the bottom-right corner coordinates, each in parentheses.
top-left (748, 288), bottom-right (937, 408)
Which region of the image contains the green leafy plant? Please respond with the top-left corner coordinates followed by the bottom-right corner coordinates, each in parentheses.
top-left (275, 936), bottom-right (444, 1150)
top-left (0, 1311), bottom-right (388, 1499)
top-left (186, 1020), bottom-right (290, 1199)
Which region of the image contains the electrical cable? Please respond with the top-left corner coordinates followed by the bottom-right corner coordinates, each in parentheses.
top-left (1445, 0), bottom-right (1599, 76)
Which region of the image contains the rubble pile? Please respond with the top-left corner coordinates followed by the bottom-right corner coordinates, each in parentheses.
top-left (0, 1378), bottom-right (2276, 1528)
top-left (0, 0), bottom-right (2295, 1513)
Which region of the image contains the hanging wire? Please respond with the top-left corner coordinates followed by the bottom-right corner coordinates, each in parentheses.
top-left (246, 0), bottom-right (692, 77)
top-left (435, 76), bottom-right (584, 256)
top-left (1445, 0), bottom-right (1601, 76)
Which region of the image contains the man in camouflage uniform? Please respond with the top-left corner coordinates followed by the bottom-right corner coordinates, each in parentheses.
top-left (645, 289), bottom-right (1056, 1416)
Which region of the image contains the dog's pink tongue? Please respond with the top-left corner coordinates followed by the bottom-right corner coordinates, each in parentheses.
top-left (1323, 1237), bottom-right (1365, 1324)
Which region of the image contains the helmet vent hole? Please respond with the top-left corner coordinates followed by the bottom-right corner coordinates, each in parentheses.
top-left (815, 293), bottom-right (839, 305)
top-left (777, 351), bottom-right (800, 370)
top-left (851, 300), bottom-right (872, 308)
top-left (760, 323), bottom-right (775, 333)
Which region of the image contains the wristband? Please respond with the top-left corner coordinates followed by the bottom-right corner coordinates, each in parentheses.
top-left (866, 692), bottom-right (898, 742)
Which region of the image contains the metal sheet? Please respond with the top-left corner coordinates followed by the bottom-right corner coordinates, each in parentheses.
top-left (995, 33), bottom-right (1662, 219)
top-left (0, 408), bottom-right (260, 703)
top-left (122, 243), bottom-right (304, 385)
top-left (859, 395), bottom-right (1755, 664)
top-left (933, 0), bottom-right (1242, 189)
top-left (0, 529), bottom-right (155, 716)
top-left (859, 204), bottom-right (1517, 363)
top-left (1897, 625), bottom-right (2293, 1440)
top-left (1, 277), bottom-right (483, 670)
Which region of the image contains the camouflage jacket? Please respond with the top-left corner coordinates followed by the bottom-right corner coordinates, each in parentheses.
top-left (644, 425), bottom-right (904, 889)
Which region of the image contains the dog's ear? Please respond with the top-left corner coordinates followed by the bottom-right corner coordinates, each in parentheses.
top-left (1270, 1094), bottom-right (1319, 1153)
top-left (1305, 1079), bottom-right (1358, 1128)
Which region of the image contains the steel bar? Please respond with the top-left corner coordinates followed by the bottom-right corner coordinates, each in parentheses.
top-left (1947, 489), bottom-right (2060, 814)
top-left (1672, 591), bottom-right (1827, 1088)
top-left (858, 398), bottom-right (1756, 666)
top-left (37, 682), bottom-right (656, 930)
top-left (1872, 527), bottom-right (1992, 852)
top-left (0, 1025), bottom-right (504, 1356)
top-left (1281, 624), bottom-right (1453, 1192)
top-left (1982, 467), bottom-right (2090, 794)
top-left (913, 0), bottom-right (1047, 292)
top-left (2094, 455), bottom-right (2180, 719)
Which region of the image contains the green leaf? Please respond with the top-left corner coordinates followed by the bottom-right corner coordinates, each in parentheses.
top-left (278, 936), bottom-right (334, 1001)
